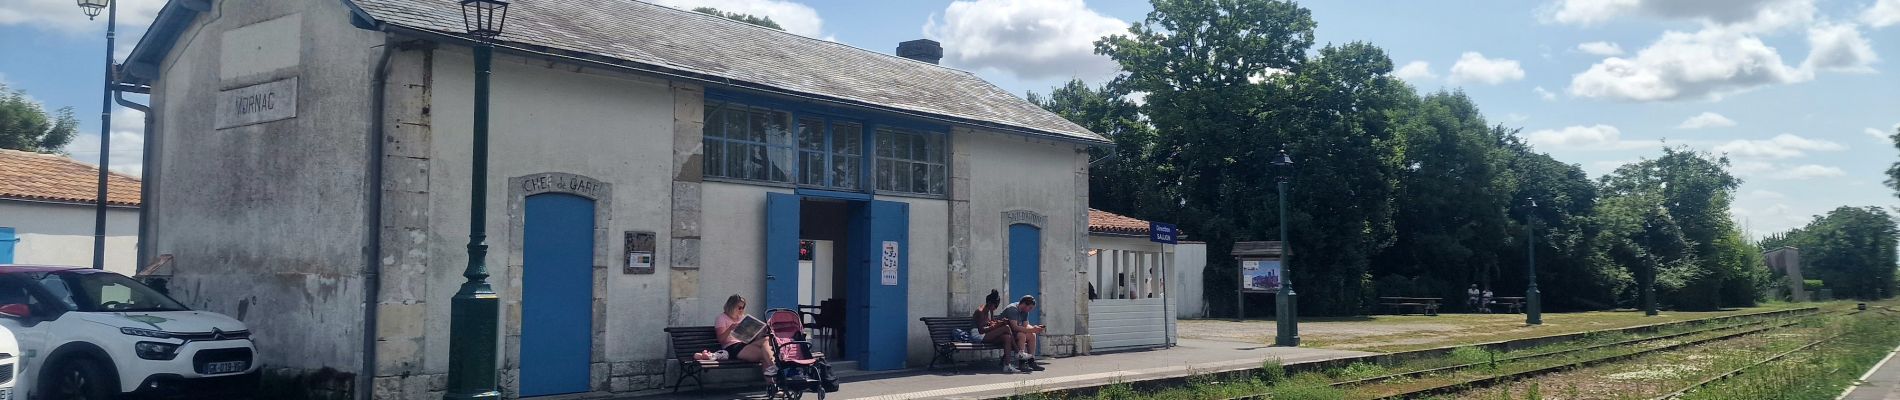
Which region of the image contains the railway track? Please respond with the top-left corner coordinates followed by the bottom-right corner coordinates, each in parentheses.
top-left (1212, 308), bottom-right (1832, 400)
top-left (1645, 309), bottom-right (1869, 400)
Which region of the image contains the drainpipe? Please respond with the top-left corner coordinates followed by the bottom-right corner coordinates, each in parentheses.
top-left (359, 38), bottom-right (395, 400)
top-left (114, 90), bottom-right (152, 274)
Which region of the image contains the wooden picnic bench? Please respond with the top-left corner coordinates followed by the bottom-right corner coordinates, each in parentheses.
top-left (1490, 297), bottom-right (1526, 314)
top-left (663, 326), bottom-right (759, 393)
top-left (1377, 296), bottom-right (1441, 316)
top-left (920, 316), bottom-right (1006, 369)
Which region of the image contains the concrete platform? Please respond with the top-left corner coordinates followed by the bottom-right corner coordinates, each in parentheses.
top-left (633, 338), bottom-right (1372, 399)
top-left (1841, 344), bottom-right (1900, 400)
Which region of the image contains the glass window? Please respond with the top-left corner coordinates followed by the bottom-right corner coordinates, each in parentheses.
top-left (874, 126), bottom-right (947, 195)
top-left (703, 101), bottom-right (794, 184)
top-left (51, 272), bottom-right (188, 312)
top-left (831, 122), bottom-right (863, 190)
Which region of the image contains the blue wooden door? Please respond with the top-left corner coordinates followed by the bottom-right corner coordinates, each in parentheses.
top-left (862, 200), bottom-right (909, 370)
top-left (0, 227), bottom-right (15, 264)
top-left (1008, 224), bottom-right (1041, 324)
top-left (765, 193), bottom-right (802, 311)
top-left (520, 193), bottom-right (594, 396)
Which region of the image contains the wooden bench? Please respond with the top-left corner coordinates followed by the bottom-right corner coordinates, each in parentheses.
top-left (920, 317), bottom-right (1005, 369)
top-left (1377, 297), bottom-right (1441, 316)
top-left (1490, 297), bottom-right (1526, 314)
top-left (663, 326), bottom-right (759, 393)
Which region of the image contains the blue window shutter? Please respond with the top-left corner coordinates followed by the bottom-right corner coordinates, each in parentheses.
top-left (764, 193), bottom-right (802, 311)
top-left (0, 227), bottom-right (16, 264)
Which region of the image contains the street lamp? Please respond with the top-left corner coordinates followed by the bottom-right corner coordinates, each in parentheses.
top-left (445, 1), bottom-right (508, 399)
top-left (1272, 149), bottom-right (1299, 347)
top-left (1525, 198), bottom-right (1541, 325)
top-left (76, 0), bottom-right (114, 270)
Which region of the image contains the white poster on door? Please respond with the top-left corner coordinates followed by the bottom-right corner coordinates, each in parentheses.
top-left (881, 241), bottom-right (900, 286)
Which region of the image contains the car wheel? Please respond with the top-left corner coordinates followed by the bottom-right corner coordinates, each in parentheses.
top-left (42, 357), bottom-right (115, 400)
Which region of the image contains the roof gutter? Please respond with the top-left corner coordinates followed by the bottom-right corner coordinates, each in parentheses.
top-left (364, 23), bottom-right (1112, 147)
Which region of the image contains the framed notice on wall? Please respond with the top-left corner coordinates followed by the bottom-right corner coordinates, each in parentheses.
top-left (881, 241), bottom-right (900, 286)
top-left (1240, 259), bottom-right (1281, 293)
top-left (624, 231), bottom-right (655, 274)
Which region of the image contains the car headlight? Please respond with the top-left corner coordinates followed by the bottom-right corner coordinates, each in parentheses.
top-left (121, 327), bottom-right (173, 339)
top-left (135, 341), bottom-right (180, 360)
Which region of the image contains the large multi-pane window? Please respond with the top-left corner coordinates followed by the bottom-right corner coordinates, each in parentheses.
top-left (706, 100), bottom-right (880, 192)
top-left (703, 102), bottom-right (793, 182)
top-left (875, 126), bottom-right (946, 195)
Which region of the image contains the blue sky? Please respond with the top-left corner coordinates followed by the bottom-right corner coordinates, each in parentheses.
top-left (2, 0), bottom-right (1897, 238)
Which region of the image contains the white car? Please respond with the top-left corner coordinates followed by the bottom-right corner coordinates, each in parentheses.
top-left (0, 265), bottom-right (257, 399)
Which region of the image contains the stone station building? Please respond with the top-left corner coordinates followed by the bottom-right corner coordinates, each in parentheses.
top-left (119, 0), bottom-right (1110, 398)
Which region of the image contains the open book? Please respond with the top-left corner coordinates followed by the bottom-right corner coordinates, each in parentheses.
top-left (731, 314), bottom-right (768, 344)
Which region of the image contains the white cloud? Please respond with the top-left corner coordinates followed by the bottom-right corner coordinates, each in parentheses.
top-left (1577, 41), bottom-right (1625, 56)
top-left (649, 0), bottom-right (828, 38)
top-left (1394, 61), bottom-right (1436, 81)
top-left (1448, 52), bottom-right (1525, 85)
top-left (1546, 0), bottom-right (1815, 33)
top-left (1861, 0), bottom-right (1900, 28)
top-left (1767, 164), bottom-right (1845, 179)
top-left (1533, 86), bottom-right (1557, 101)
top-left (1710, 133), bottom-right (1843, 159)
top-left (1568, 28), bottom-right (1807, 102)
top-left (1526, 124), bottom-right (1658, 149)
top-left (0, 0), bottom-right (163, 34)
top-left (1729, 160), bottom-right (1777, 176)
top-left (1676, 112), bottom-right (1736, 129)
top-left (1868, 124), bottom-right (1899, 143)
top-left (924, 0), bottom-right (1125, 80)
top-left (1802, 23), bottom-right (1879, 73)
top-left (62, 107), bottom-right (145, 176)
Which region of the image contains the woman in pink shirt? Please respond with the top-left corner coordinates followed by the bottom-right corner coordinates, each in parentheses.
top-left (715, 294), bottom-right (777, 378)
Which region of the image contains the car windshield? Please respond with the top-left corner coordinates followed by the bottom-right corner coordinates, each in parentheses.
top-left (46, 271), bottom-right (189, 313)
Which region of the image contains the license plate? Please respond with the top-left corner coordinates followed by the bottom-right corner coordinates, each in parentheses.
top-left (205, 361), bottom-right (247, 374)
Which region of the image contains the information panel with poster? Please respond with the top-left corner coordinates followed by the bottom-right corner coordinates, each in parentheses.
top-left (1240, 259), bottom-right (1282, 293)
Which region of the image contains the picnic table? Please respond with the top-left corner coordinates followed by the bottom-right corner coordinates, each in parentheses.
top-left (1377, 296), bottom-right (1441, 316)
top-left (1490, 297), bottom-right (1526, 314)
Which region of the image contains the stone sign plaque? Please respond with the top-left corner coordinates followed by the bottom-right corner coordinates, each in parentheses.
top-left (216, 78), bottom-right (298, 129)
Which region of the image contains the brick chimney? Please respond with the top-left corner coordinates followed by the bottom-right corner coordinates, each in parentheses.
top-left (896, 39), bottom-right (942, 64)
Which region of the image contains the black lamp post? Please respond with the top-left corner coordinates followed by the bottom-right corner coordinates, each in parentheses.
top-left (1525, 198), bottom-right (1541, 325)
top-left (77, 0), bottom-right (114, 270)
top-left (1272, 149), bottom-right (1299, 347)
top-left (445, 1), bottom-right (508, 399)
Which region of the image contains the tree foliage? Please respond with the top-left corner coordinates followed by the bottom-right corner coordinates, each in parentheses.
top-left (692, 7), bottom-right (783, 31)
top-left (0, 83), bottom-right (79, 153)
top-left (1762, 207), bottom-right (1898, 300)
top-left (1065, 0), bottom-right (1824, 316)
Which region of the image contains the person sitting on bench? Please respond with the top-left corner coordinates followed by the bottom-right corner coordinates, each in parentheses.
top-left (998, 295), bottom-right (1046, 371)
top-left (714, 294), bottom-right (776, 381)
top-left (973, 290), bottom-right (1020, 372)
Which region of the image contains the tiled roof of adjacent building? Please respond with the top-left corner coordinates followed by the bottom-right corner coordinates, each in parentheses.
top-left (1089, 208), bottom-right (1154, 236)
top-left (0, 148), bottom-right (141, 206)
top-left (287, 0), bottom-right (1105, 144)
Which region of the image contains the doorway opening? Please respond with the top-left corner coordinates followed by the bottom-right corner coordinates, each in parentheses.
top-left (764, 193), bottom-right (910, 371)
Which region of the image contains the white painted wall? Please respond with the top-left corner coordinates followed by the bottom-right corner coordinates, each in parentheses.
top-left (962, 129), bottom-right (1086, 343)
top-left (426, 49), bottom-right (679, 373)
top-left (893, 196), bottom-right (950, 365)
top-left (1174, 243), bottom-right (1208, 318)
top-left (0, 201), bottom-right (139, 275)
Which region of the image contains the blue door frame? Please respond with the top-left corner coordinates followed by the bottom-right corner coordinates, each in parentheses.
top-left (520, 193), bottom-right (595, 397)
top-left (1008, 224), bottom-right (1041, 324)
top-left (0, 227), bottom-right (16, 264)
top-left (773, 195), bottom-right (909, 370)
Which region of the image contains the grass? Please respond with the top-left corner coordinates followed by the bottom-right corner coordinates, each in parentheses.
top-left (1300, 302), bottom-right (1823, 352)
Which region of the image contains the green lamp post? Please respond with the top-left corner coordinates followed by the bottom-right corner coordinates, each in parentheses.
top-left (1272, 149), bottom-right (1299, 347)
top-left (76, 0), bottom-right (114, 270)
top-left (1525, 198), bottom-right (1542, 325)
top-left (445, 1), bottom-right (509, 399)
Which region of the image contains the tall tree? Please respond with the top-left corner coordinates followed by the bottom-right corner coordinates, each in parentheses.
top-left (1764, 207), bottom-right (1898, 300)
top-left (692, 7), bottom-right (784, 31)
top-left (1028, 80), bottom-right (1167, 218)
top-left (1597, 147), bottom-right (1763, 310)
top-left (0, 83), bottom-right (79, 153)
top-left (1375, 91), bottom-right (1513, 308)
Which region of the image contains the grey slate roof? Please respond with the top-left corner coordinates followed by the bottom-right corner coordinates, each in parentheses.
top-left (346, 0), bottom-right (1108, 144)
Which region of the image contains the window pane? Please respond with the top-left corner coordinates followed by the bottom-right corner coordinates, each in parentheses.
top-left (833, 156), bottom-right (859, 190)
top-left (724, 107), bottom-right (747, 141)
top-left (876, 160), bottom-right (894, 191)
top-left (928, 164), bottom-right (946, 194)
top-left (894, 132), bottom-right (913, 160)
top-left (833, 122), bottom-right (862, 156)
top-left (798, 118), bottom-right (825, 151)
top-left (910, 134), bottom-right (927, 162)
top-left (876, 131), bottom-right (894, 158)
top-left (704, 139), bottom-right (726, 178)
top-left (926, 134), bottom-right (945, 163)
top-left (800, 152), bottom-right (824, 185)
top-left (911, 162), bottom-right (928, 194)
top-left (769, 146), bottom-right (793, 182)
top-left (729, 142), bottom-right (749, 180)
top-left (894, 161), bottom-right (913, 193)
top-left (703, 104), bottom-right (724, 138)
top-left (762, 110), bottom-right (790, 146)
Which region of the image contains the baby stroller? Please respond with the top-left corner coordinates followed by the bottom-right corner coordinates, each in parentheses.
top-left (766, 308), bottom-right (839, 399)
